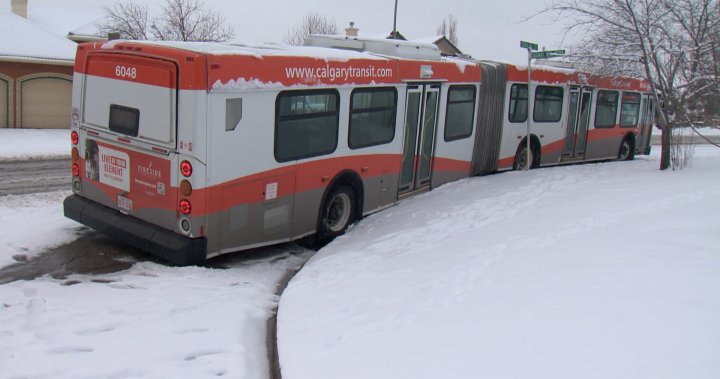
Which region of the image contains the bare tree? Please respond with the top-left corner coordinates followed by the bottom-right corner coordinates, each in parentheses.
top-left (540, 0), bottom-right (720, 170)
top-left (151, 0), bottom-right (233, 41)
top-left (96, 2), bottom-right (149, 40)
top-left (283, 11), bottom-right (338, 46)
top-left (97, 0), bottom-right (234, 42)
top-left (436, 14), bottom-right (459, 46)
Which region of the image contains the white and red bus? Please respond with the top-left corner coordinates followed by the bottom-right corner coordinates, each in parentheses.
top-left (64, 36), bottom-right (655, 264)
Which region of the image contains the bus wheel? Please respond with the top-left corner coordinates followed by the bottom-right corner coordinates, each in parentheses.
top-left (618, 138), bottom-right (635, 161)
top-left (318, 185), bottom-right (356, 240)
top-left (513, 143), bottom-right (536, 170)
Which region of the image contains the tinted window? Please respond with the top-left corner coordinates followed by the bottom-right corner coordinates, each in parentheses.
top-left (109, 104), bottom-right (140, 137)
top-left (509, 84), bottom-right (528, 123)
top-left (619, 92), bottom-right (641, 127)
top-left (349, 88), bottom-right (397, 149)
top-left (595, 90), bottom-right (619, 128)
top-left (275, 90), bottom-right (339, 162)
top-left (533, 86), bottom-right (563, 123)
top-left (444, 85), bottom-right (476, 141)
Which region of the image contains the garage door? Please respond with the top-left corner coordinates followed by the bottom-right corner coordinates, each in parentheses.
top-left (0, 78), bottom-right (8, 128)
top-left (20, 76), bottom-right (72, 129)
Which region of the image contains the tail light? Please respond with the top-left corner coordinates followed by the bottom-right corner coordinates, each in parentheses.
top-left (71, 131), bottom-right (79, 145)
top-left (71, 163), bottom-right (80, 177)
top-left (180, 160), bottom-right (193, 177)
top-left (179, 199), bottom-right (192, 215)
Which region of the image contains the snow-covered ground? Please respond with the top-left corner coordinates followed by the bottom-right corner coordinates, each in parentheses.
top-left (0, 130), bottom-right (312, 378)
top-left (278, 148), bottom-right (720, 379)
top-left (0, 129), bottom-right (69, 160)
top-left (1, 128), bottom-right (719, 378)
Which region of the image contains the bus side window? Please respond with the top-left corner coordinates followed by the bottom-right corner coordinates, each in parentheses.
top-left (444, 85), bottom-right (476, 141)
top-left (533, 85), bottom-right (563, 123)
top-left (595, 90), bottom-right (619, 128)
top-left (349, 87), bottom-right (397, 149)
top-left (508, 83), bottom-right (528, 123)
top-left (226, 98), bottom-right (243, 131)
top-left (275, 89), bottom-right (340, 162)
top-left (619, 92), bottom-right (641, 128)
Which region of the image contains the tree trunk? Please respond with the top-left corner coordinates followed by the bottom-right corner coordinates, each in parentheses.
top-left (660, 125), bottom-right (671, 170)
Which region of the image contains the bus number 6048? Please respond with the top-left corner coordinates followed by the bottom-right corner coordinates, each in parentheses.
top-left (115, 65), bottom-right (137, 79)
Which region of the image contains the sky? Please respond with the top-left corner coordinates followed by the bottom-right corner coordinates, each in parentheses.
top-left (2, 0), bottom-right (569, 64)
top-left (1, 129), bottom-right (719, 378)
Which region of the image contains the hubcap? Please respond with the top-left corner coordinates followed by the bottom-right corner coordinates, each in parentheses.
top-left (326, 192), bottom-right (351, 232)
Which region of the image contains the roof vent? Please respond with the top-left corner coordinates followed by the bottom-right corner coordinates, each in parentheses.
top-left (345, 22), bottom-right (359, 37)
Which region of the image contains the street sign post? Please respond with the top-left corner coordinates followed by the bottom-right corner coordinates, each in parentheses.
top-left (520, 41), bottom-right (539, 51)
top-left (520, 42), bottom-right (566, 171)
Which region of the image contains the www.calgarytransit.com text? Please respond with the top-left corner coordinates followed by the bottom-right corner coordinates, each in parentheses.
top-left (285, 65), bottom-right (394, 82)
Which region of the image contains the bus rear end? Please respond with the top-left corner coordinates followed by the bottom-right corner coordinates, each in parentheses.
top-left (64, 41), bottom-right (208, 265)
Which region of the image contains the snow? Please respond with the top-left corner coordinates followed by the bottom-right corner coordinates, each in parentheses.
top-left (278, 148), bottom-right (720, 379)
top-left (0, 11), bottom-right (77, 62)
top-left (0, 249), bottom-right (311, 379)
top-left (0, 129), bottom-right (69, 160)
top-left (2, 128), bottom-right (719, 379)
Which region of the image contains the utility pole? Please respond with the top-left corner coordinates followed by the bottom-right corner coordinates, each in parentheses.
top-left (392, 0), bottom-right (398, 39)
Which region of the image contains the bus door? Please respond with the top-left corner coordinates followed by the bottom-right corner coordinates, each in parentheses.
top-left (398, 83), bottom-right (440, 196)
top-left (637, 94), bottom-right (654, 154)
top-left (561, 87), bottom-right (593, 160)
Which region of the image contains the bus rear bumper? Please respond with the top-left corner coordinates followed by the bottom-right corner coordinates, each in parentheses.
top-left (63, 194), bottom-right (207, 266)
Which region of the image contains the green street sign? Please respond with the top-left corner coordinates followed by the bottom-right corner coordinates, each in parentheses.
top-left (520, 41), bottom-right (539, 50)
top-left (531, 49), bottom-right (566, 59)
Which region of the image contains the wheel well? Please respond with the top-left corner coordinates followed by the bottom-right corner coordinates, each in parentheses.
top-left (517, 135), bottom-right (542, 165)
top-left (319, 170), bottom-right (365, 224)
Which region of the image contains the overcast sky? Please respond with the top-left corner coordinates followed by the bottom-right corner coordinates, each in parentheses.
top-left (8, 0), bottom-right (569, 64)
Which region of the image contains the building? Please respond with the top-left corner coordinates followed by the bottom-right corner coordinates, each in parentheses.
top-left (0, 0), bottom-right (77, 128)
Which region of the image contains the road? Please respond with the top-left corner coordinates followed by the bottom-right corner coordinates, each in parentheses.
top-left (0, 157), bottom-right (70, 196)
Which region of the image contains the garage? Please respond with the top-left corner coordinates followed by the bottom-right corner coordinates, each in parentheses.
top-left (19, 76), bottom-right (72, 129)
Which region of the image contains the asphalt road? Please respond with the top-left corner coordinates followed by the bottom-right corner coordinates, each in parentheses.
top-left (0, 157), bottom-right (71, 196)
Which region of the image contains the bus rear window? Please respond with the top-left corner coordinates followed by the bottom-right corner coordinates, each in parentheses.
top-left (109, 104), bottom-right (140, 137)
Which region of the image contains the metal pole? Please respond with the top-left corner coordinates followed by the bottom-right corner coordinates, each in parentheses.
top-left (392, 0), bottom-right (398, 39)
top-left (526, 48), bottom-right (532, 171)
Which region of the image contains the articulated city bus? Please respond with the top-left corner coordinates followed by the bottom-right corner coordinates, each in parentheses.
top-left (64, 36), bottom-right (654, 264)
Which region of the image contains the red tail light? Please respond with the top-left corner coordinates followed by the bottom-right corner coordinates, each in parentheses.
top-left (71, 131), bottom-right (79, 145)
top-left (71, 163), bottom-right (80, 177)
top-left (179, 199), bottom-right (192, 215)
top-left (180, 160), bottom-right (193, 177)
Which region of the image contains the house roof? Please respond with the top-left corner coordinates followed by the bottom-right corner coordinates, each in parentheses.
top-left (0, 11), bottom-right (76, 65)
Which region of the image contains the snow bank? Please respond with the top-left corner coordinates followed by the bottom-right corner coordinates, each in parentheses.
top-left (278, 147), bottom-right (720, 379)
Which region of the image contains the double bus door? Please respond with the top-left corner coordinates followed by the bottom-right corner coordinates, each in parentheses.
top-left (562, 86), bottom-right (593, 160)
top-left (399, 83), bottom-right (440, 196)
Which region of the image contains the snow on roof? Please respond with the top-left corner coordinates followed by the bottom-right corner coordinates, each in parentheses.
top-left (102, 40), bottom-right (394, 62)
top-left (0, 11), bottom-right (76, 63)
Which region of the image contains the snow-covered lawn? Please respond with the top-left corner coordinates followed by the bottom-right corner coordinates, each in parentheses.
top-left (278, 147), bottom-right (720, 379)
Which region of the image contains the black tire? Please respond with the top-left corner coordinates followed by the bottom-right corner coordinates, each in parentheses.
top-left (317, 185), bottom-right (356, 241)
top-left (513, 142), bottom-right (538, 170)
top-left (618, 138), bottom-right (635, 161)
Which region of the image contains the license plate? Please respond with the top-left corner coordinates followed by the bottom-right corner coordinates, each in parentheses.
top-left (117, 195), bottom-right (133, 214)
